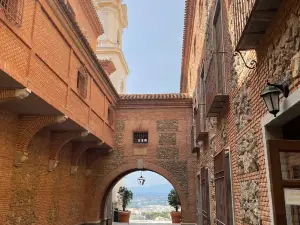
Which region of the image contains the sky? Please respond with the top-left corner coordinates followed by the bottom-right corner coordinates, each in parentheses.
top-left (124, 171), bottom-right (172, 188)
top-left (122, 0), bottom-right (185, 94)
top-left (122, 0), bottom-right (185, 188)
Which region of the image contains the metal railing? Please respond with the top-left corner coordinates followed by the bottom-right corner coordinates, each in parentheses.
top-left (195, 104), bottom-right (207, 140)
top-left (0, 0), bottom-right (24, 26)
top-left (232, 0), bottom-right (256, 48)
top-left (205, 55), bottom-right (217, 115)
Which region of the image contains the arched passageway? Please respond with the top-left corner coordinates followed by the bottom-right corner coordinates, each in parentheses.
top-left (84, 161), bottom-right (192, 223)
top-left (104, 170), bottom-right (182, 222)
top-left (100, 164), bottom-right (186, 220)
top-left (84, 94), bottom-right (196, 224)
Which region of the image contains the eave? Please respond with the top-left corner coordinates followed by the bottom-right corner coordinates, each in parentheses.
top-left (180, 0), bottom-right (197, 93)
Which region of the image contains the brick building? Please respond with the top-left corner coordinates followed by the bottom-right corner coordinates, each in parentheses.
top-left (2, 0), bottom-right (300, 224)
top-left (0, 0), bottom-right (196, 225)
top-left (183, 0), bottom-right (300, 224)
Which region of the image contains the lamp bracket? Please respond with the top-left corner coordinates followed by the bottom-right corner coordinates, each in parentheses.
top-left (234, 51), bottom-right (257, 70)
top-left (267, 81), bottom-right (289, 98)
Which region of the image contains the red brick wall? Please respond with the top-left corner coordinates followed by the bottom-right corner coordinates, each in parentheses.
top-left (84, 100), bottom-right (198, 223)
top-left (0, 111), bottom-right (87, 225)
top-left (187, 0), bottom-right (300, 225)
top-left (0, 0), bottom-right (116, 146)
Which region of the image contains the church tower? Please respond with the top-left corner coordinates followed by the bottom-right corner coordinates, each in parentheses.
top-left (93, 0), bottom-right (129, 94)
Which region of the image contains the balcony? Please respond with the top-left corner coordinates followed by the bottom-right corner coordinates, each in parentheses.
top-left (191, 125), bottom-right (200, 153)
top-left (233, 0), bottom-right (282, 50)
top-left (205, 56), bottom-right (229, 117)
top-left (195, 104), bottom-right (208, 141)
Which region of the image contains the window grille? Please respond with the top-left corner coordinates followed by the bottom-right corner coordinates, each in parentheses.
top-left (0, 0), bottom-right (24, 26)
top-left (77, 68), bottom-right (88, 98)
top-left (212, 0), bottom-right (225, 94)
top-left (133, 132), bottom-right (148, 144)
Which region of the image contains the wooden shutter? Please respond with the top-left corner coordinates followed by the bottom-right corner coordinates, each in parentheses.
top-left (214, 150), bottom-right (226, 225)
top-left (201, 167), bottom-right (210, 225)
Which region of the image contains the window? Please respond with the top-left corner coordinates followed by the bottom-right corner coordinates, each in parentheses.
top-left (201, 167), bottom-right (211, 224)
top-left (133, 132), bottom-right (148, 144)
top-left (77, 68), bottom-right (88, 98)
top-left (0, 0), bottom-right (24, 26)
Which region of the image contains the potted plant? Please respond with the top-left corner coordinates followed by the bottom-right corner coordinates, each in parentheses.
top-left (118, 186), bottom-right (133, 222)
top-left (168, 189), bottom-right (181, 223)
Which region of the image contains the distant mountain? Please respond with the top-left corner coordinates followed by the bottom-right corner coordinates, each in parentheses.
top-left (129, 183), bottom-right (173, 196)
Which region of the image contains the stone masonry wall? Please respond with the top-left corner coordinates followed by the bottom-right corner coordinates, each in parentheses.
top-left (189, 0), bottom-right (300, 225)
top-left (88, 104), bottom-right (197, 223)
top-left (0, 111), bottom-right (87, 225)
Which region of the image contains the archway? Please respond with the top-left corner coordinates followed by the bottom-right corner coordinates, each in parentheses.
top-left (99, 162), bottom-right (188, 219)
top-left (105, 170), bottom-right (181, 222)
top-left (84, 161), bottom-right (189, 223)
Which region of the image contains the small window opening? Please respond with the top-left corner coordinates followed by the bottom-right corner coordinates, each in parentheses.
top-left (133, 132), bottom-right (148, 144)
top-left (0, 0), bottom-right (24, 26)
top-left (77, 69), bottom-right (87, 98)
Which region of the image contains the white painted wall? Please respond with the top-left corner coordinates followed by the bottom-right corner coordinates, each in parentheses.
top-left (93, 0), bottom-right (129, 94)
top-left (112, 179), bottom-right (125, 209)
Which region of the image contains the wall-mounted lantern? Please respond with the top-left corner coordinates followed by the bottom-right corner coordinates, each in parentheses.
top-left (137, 171), bottom-right (145, 186)
top-left (260, 81), bottom-right (289, 117)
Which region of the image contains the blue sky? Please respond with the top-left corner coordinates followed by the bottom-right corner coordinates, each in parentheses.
top-left (122, 0), bottom-right (185, 94)
top-left (124, 171), bottom-right (172, 188)
top-left (122, 0), bottom-right (185, 188)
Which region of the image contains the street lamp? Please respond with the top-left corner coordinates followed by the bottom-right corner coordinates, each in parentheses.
top-left (260, 81), bottom-right (289, 117)
top-left (137, 171), bottom-right (145, 186)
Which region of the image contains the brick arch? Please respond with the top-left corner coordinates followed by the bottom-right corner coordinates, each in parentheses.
top-left (85, 161), bottom-right (189, 222)
top-left (16, 115), bottom-right (67, 153)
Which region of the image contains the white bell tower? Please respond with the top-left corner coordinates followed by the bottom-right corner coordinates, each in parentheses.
top-left (93, 0), bottom-right (129, 94)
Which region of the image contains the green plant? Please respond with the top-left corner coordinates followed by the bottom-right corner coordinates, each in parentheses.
top-left (168, 189), bottom-right (181, 212)
top-left (118, 186), bottom-right (133, 211)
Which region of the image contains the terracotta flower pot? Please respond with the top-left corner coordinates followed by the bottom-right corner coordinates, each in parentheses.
top-left (170, 211), bottom-right (181, 223)
top-left (119, 211), bottom-right (131, 223)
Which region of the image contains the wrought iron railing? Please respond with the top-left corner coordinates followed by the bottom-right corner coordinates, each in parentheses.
top-left (0, 0), bottom-right (24, 26)
top-left (205, 55), bottom-right (217, 115)
top-left (195, 104), bottom-right (207, 140)
top-left (232, 0), bottom-right (256, 48)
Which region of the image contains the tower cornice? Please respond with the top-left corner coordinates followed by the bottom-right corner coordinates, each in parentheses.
top-left (93, 0), bottom-right (128, 28)
top-left (96, 48), bottom-right (129, 74)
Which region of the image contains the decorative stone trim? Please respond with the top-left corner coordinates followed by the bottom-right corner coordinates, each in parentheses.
top-left (14, 115), bottom-right (67, 167)
top-left (157, 147), bottom-right (179, 160)
top-left (157, 120), bottom-right (178, 131)
top-left (233, 80), bottom-right (252, 131)
top-left (220, 121), bottom-right (228, 149)
top-left (48, 131), bottom-right (89, 171)
top-left (115, 120), bottom-right (125, 132)
top-left (237, 129), bottom-right (259, 175)
top-left (158, 133), bottom-right (176, 145)
top-left (240, 180), bottom-right (260, 225)
top-left (0, 88), bottom-right (31, 104)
